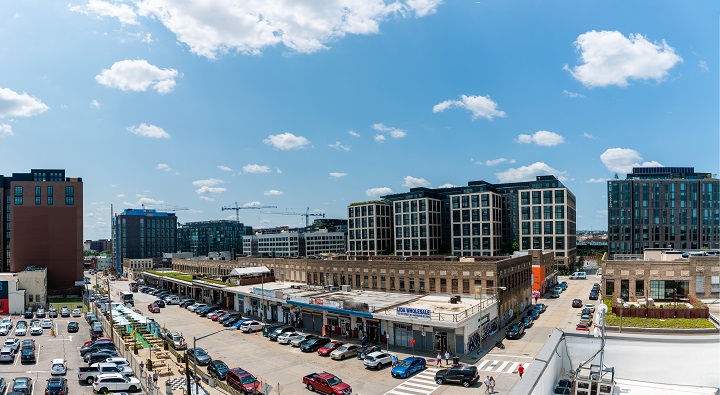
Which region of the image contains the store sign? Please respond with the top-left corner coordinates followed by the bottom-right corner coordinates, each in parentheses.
top-left (252, 288), bottom-right (276, 298)
top-left (396, 307), bottom-right (431, 319)
top-left (0, 281), bottom-right (8, 315)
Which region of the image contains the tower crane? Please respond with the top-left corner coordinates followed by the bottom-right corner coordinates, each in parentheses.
top-left (221, 202), bottom-right (277, 222)
top-left (263, 207), bottom-right (325, 227)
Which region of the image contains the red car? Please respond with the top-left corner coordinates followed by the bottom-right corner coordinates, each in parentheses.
top-left (572, 299), bottom-right (583, 308)
top-left (226, 368), bottom-right (261, 394)
top-left (148, 304), bottom-right (160, 313)
top-left (317, 341), bottom-right (345, 356)
top-left (210, 311), bottom-right (227, 321)
top-left (576, 323), bottom-right (590, 331)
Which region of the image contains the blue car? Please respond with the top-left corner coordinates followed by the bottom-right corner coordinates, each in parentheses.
top-left (527, 309), bottom-right (540, 320)
top-left (391, 357), bottom-right (426, 378)
top-left (232, 318), bottom-right (252, 329)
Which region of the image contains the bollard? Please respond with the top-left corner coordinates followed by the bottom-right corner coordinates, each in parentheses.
top-left (165, 380), bottom-right (172, 395)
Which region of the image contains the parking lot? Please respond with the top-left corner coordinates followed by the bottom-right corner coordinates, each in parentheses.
top-left (0, 308), bottom-right (95, 394)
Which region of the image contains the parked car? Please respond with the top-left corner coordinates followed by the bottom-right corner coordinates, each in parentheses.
top-left (267, 325), bottom-right (296, 341)
top-left (92, 373), bottom-right (141, 393)
top-left (10, 377), bottom-right (32, 394)
top-left (560, 281), bottom-right (568, 290)
top-left (580, 315), bottom-right (593, 325)
top-left (41, 319), bottom-right (54, 329)
top-left (85, 312), bottom-right (96, 323)
top-left (302, 372), bottom-right (351, 395)
top-left (44, 377), bottom-right (67, 395)
top-left (179, 299), bottom-right (196, 308)
top-left (317, 341), bottom-right (345, 356)
top-left (23, 308), bottom-right (34, 319)
top-left (434, 365), bottom-right (479, 387)
top-left (148, 304), bottom-right (160, 313)
top-left (20, 339), bottom-right (35, 350)
top-left (330, 344), bottom-right (360, 360)
top-left (60, 307), bottom-right (70, 317)
top-left (186, 347), bottom-right (212, 366)
top-left (553, 286), bottom-right (563, 294)
top-left (80, 341), bottom-right (115, 356)
top-left (51, 358), bottom-right (67, 375)
top-left (4, 338), bottom-right (20, 352)
top-left (240, 321), bottom-right (265, 333)
top-left (550, 290), bottom-right (560, 298)
top-left (589, 291), bottom-right (599, 300)
top-left (277, 332), bottom-right (302, 345)
top-left (576, 323), bottom-right (590, 331)
top-left (585, 303), bottom-right (595, 313)
top-left (301, 337), bottom-right (331, 352)
top-left (72, 309), bottom-right (82, 317)
top-left (262, 323), bottom-right (286, 337)
top-left (535, 303), bottom-right (547, 313)
top-left (48, 308), bottom-right (58, 318)
top-left (188, 303), bottom-right (206, 312)
top-left (35, 308), bottom-right (45, 318)
top-left (357, 344), bottom-right (382, 360)
top-left (226, 367), bottom-right (261, 394)
top-left (14, 323), bottom-right (27, 336)
top-left (167, 332), bottom-right (186, 350)
top-left (0, 324), bottom-right (10, 336)
top-left (506, 323), bottom-right (526, 340)
top-left (67, 322), bottom-right (79, 333)
top-left (521, 316), bottom-right (534, 328)
top-left (231, 318), bottom-right (252, 330)
top-left (210, 311), bottom-right (227, 321)
top-left (391, 357), bottom-right (426, 378)
top-left (0, 376), bottom-right (6, 394)
top-left (223, 316), bottom-right (243, 327)
top-left (85, 351), bottom-right (119, 364)
top-left (291, 334), bottom-right (318, 347)
top-left (572, 299), bottom-right (583, 308)
top-left (363, 351), bottom-right (393, 369)
top-left (0, 347), bottom-right (14, 362)
top-left (208, 360), bottom-right (230, 380)
top-left (19, 348), bottom-right (36, 363)
top-left (527, 309), bottom-right (540, 320)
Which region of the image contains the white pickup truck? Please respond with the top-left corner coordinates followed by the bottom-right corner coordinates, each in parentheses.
top-left (164, 295), bottom-right (181, 305)
top-left (78, 362), bottom-right (133, 384)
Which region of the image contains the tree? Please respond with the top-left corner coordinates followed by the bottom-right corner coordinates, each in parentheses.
top-left (511, 242), bottom-right (519, 252)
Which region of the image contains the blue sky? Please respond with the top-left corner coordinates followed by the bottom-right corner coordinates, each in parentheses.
top-left (1, 0), bottom-right (717, 240)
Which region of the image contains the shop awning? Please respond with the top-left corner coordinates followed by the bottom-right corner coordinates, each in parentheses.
top-left (287, 300), bottom-right (374, 318)
top-left (230, 266), bottom-right (271, 276)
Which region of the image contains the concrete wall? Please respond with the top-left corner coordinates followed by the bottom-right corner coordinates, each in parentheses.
top-left (17, 269), bottom-right (47, 307)
top-left (0, 276), bottom-right (26, 314)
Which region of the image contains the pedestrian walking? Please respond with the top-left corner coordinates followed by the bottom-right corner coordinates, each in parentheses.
top-left (391, 354), bottom-right (398, 367)
top-left (489, 376), bottom-right (495, 393)
top-left (518, 364), bottom-right (524, 378)
top-left (444, 350), bottom-right (450, 365)
top-left (436, 353), bottom-right (442, 367)
top-left (152, 370), bottom-right (158, 385)
top-left (534, 295), bottom-right (538, 304)
top-left (362, 334), bottom-right (367, 347)
top-left (484, 376), bottom-right (491, 394)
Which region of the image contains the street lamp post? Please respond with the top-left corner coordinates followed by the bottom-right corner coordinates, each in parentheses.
top-left (107, 279), bottom-right (114, 341)
top-left (187, 328), bottom-right (232, 394)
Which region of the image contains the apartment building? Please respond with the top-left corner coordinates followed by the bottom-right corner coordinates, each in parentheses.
top-left (0, 169), bottom-right (83, 294)
top-left (177, 220), bottom-right (247, 257)
top-left (346, 201), bottom-right (393, 256)
top-left (607, 167), bottom-right (720, 255)
top-left (112, 208), bottom-right (177, 273)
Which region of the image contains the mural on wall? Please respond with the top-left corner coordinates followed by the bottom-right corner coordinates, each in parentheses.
top-left (467, 315), bottom-right (499, 353)
top-left (0, 281), bottom-right (8, 314)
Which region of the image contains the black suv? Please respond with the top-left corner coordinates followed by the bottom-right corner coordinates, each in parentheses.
top-left (24, 308), bottom-right (34, 319)
top-left (300, 337), bottom-right (330, 352)
top-left (434, 365), bottom-right (479, 387)
top-left (505, 322), bottom-right (525, 339)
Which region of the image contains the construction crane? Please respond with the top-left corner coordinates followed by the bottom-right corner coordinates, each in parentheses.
top-left (222, 202), bottom-right (277, 222)
top-left (141, 204), bottom-right (189, 211)
top-left (263, 207), bottom-right (325, 227)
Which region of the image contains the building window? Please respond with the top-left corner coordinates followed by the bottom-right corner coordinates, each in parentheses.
top-left (14, 186), bottom-right (22, 205)
top-left (429, 278), bottom-right (436, 292)
top-left (399, 277), bottom-right (405, 291)
top-left (47, 186), bottom-right (53, 205)
top-left (440, 278), bottom-right (447, 292)
top-left (451, 279), bottom-right (458, 293)
top-left (635, 279), bottom-right (645, 297)
top-left (605, 279), bottom-right (615, 296)
top-left (712, 276), bottom-right (720, 293)
top-left (389, 277), bottom-right (395, 290)
top-left (695, 276), bottom-right (705, 294)
top-left (409, 278), bottom-right (415, 292)
top-left (462, 279), bottom-right (469, 293)
top-left (419, 278), bottom-right (425, 292)
top-left (35, 186), bottom-right (41, 205)
top-left (65, 186), bottom-right (75, 205)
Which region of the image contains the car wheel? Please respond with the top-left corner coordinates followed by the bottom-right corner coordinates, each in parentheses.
top-left (436, 378), bottom-right (444, 385)
top-left (462, 380), bottom-right (471, 387)
top-left (340, 354), bottom-right (346, 360)
top-left (306, 383), bottom-right (314, 391)
top-left (86, 377), bottom-right (95, 384)
top-left (99, 387), bottom-right (109, 394)
top-left (129, 385), bottom-right (137, 391)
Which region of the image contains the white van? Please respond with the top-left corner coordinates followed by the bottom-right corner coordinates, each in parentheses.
top-left (569, 271), bottom-right (587, 280)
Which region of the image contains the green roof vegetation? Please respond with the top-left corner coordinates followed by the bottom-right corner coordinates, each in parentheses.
top-left (196, 278), bottom-right (234, 286)
top-left (146, 270), bottom-right (193, 282)
top-left (602, 299), bottom-right (716, 329)
top-left (348, 200), bottom-right (387, 206)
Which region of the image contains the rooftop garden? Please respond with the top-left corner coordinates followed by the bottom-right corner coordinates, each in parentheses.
top-left (602, 299), bottom-right (716, 329)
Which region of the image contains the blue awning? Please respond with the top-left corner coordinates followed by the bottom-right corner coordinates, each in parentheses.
top-left (287, 301), bottom-right (374, 318)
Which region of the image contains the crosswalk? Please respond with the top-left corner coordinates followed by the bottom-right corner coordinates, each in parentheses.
top-left (384, 367), bottom-right (441, 395)
top-left (477, 359), bottom-right (531, 374)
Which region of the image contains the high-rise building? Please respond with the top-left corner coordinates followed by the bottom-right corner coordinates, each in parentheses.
top-left (607, 167), bottom-right (720, 255)
top-left (346, 201), bottom-right (393, 256)
top-left (112, 208), bottom-right (177, 272)
top-left (347, 175), bottom-right (577, 265)
top-left (0, 169), bottom-right (83, 294)
top-left (177, 220), bottom-right (247, 257)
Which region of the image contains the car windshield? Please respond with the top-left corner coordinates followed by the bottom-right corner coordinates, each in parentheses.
top-left (327, 376), bottom-right (342, 386)
top-left (240, 375), bottom-right (257, 384)
top-left (195, 349), bottom-right (207, 357)
top-left (296, 335), bottom-right (306, 340)
top-left (216, 363), bottom-right (228, 372)
top-left (511, 325), bottom-right (521, 331)
top-left (47, 380), bottom-right (63, 388)
top-left (398, 360), bottom-right (412, 367)
top-left (52, 363), bottom-right (64, 369)
top-left (22, 349), bottom-right (32, 355)
top-left (336, 346), bottom-right (348, 351)
top-left (323, 342), bottom-right (334, 348)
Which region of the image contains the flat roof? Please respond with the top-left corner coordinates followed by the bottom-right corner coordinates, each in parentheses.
top-left (614, 378), bottom-right (718, 395)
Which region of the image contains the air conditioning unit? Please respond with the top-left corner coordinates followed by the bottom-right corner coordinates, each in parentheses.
top-left (341, 285), bottom-right (352, 292)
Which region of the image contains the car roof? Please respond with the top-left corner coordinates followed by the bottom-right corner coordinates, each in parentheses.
top-left (52, 358), bottom-right (66, 363)
top-left (96, 373), bottom-right (124, 379)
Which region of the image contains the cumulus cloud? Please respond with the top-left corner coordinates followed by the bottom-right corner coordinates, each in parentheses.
top-left (127, 123), bottom-right (169, 139)
top-left (599, 148), bottom-right (663, 174)
top-left (402, 176), bottom-right (431, 188)
top-left (156, 163), bottom-right (172, 172)
top-left (116, 194), bottom-right (125, 198)
top-left (437, 183), bottom-right (457, 188)
top-left (562, 90), bottom-right (586, 99)
top-left (133, 1), bottom-right (441, 59)
top-left (328, 141), bottom-right (350, 151)
top-left (217, 165), bottom-right (233, 172)
top-left (243, 201), bottom-right (262, 207)
top-left (192, 178), bottom-right (223, 187)
top-left (264, 132), bottom-right (310, 150)
top-left (96, 60), bottom-right (179, 94)
top-left (366, 187), bottom-right (393, 197)
top-left (68, 0), bottom-right (138, 24)
top-left (264, 189), bottom-right (283, 196)
top-left (0, 87), bottom-right (49, 118)
top-left (582, 132), bottom-right (594, 139)
top-left (564, 30), bottom-right (683, 88)
top-left (495, 162), bottom-right (568, 183)
top-left (199, 196), bottom-right (215, 202)
top-left (133, 194), bottom-right (164, 206)
top-left (196, 186), bottom-right (227, 194)
top-left (0, 124), bottom-right (13, 136)
top-left (586, 178), bottom-right (609, 183)
top-left (90, 99), bottom-right (101, 109)
top-left (374, 134), bottom-right (386, 143)
top-left (348, 130), bottom-right (360, 137)
top-left (515, 130), bottom-right (565, 146)
top-left (329, 172), bottom-right (348, 178)
top-left (433, 94), bottom-right (506, 120)
top-left (242, 164), bottom-right (271, 173)
top-left (699, 60), bottom-right (709, 72)
top-left (372, 123), bottom-right (406, 138)
top-left (483, 158), bottom-right (516, 166)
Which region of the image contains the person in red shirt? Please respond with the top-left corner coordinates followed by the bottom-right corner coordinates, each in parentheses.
top-left (518, 364), bottom-right (525, 378)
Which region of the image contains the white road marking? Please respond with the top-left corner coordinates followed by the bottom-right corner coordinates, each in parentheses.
top-left (384, 368), bottom-right (441, 395)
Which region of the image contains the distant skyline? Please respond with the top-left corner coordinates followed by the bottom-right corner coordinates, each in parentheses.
top-left (1, 1), bottom-right (717, 240)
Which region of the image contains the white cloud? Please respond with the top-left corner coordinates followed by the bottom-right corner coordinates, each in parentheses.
top-left (437, 183), bottom-right (457, 188)
top-left (264, 189), bottom-right (283, 196)
top-left (217, 165), bottom-right (233, 172)
top-left (328, 141), bottom-right (350, 151)
top-left (90, 99), bottom-right (101, 109)
top-left (276, 168), bottom-right (282, 174)
top-left (156, 163), bottom-right (172, 172)
top-left (564, 30), bottom-right (683, 88)
top-left (515, 130), bottom-right (565, 146)
top-left (366, 187), bottom-right (393, 197)
top-left (95, 59), bottom-right (179, 94)
top-left (264, 132), bottom-right (310, 150)
top-left (484, 158), bottom-right (516, 166)
top-left (127, 123), bottom-right (170, 139)
top-left (495, 162), bottom-right (568, 183)
top-left (402, 176), bottom-right (430, 188)
top-left (374, 134), bottom-right (386, 143)
top-left (195, 186), bottom-right (227, 194)
top-left (116, 194), bottom-right (125, 198)
top-left (134, 1), bottom-right (440, 59)
top-left (582, 132), bottom-right (594, 139)
top-left (243, 201), bottom-right (262, 207)
top-left (134, 194), bottom-right (164, 206)
top-left (562, 90), bottom-right (586, 98)
top-left (0, 87), bottom-right (49, 118)
top-left (242, 164), bottom-right (271, 173)
top-left (372, 123), bottom-right (406, 138)
top-left (699, 60), bottom-right (709, 72)
top-left (586, 178), bottom-right (609, 183)
top-left (432, 94), bottom-right (505, 120)
top-left (192, 178), bottom-right (223, 187)
top-left (329, 172), bottom-right (348, 178)
top-left (199, 196), bottom-right (215, 202)
top-left (597, 209), bottom-right (608, 215)
top-left (68, 0), bottom-right (138, 25)
top-left (599, 148), bottom-right (663, 174)
top-left (348, 130), bottom-right (360, 137)
top-left (0, 123), bottom-right (13, 136)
